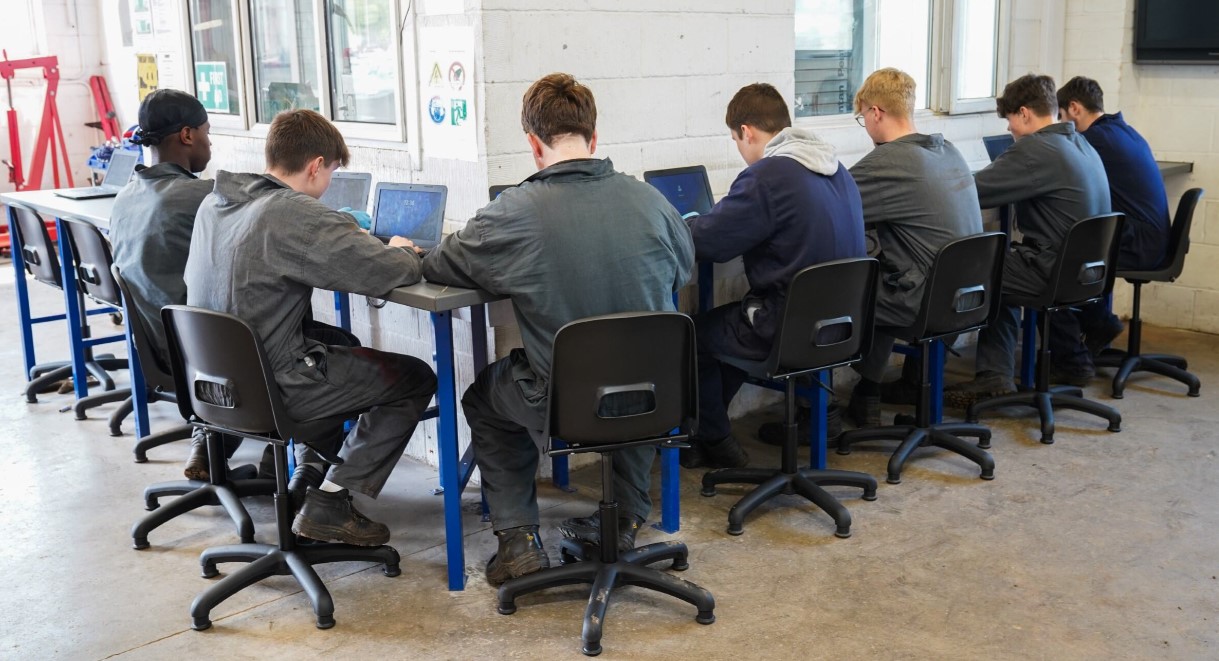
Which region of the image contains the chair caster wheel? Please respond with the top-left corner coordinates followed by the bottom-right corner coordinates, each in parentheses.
top-left (134, 453), bottom-right (148, 463)
top-left (981, 470), bottom-right (995, 480)
top-left (1108, 423), bottom-right (1121, 432)
top-left (700, 487), bottom-right (716, 497)
top-left (582, 642), bottom-right (603, 656)
top-left (978, 440), bottom-right (991, 450)
top-left (201, 564), bottom-right (219, 579)
top-left (834, 529), bottom-right (852, 539)
top-left (726, 524), bottom-right (743, 536)
top-left (191, 617), bottom-right (212, 631)
top-left (1040, 436), bottom-right (1055, 445)
top-left (383, 564), bottom-right (401, 577)
top-left (836, 447), bottom-right (851, 456)
top-left (862, 491), bottom-right (878, 502)
top-left (316, 615), bottom-right (335, 629)
top-left (696, 611), bottom-right (716, 625)
top-left (1111, 392), bottom-right (1124, 400)
top-left (1188, 389), bottom-right (1200, 397)
top-left (671, 559), bottom-right (689, 571)
top-left (132, 538), bottom-right (149, 550)
top-left (74, 412), bottom-right (86, 421)
top-left (886, 475), bottom-right (901, 485)
top-left (497, 603), bottom-right (517, 615)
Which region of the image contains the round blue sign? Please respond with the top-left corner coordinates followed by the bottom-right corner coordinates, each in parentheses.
top-left (429, 96), bottom-right (446, 124)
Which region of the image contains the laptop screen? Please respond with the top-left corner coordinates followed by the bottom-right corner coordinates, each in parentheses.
top-left (644, 166), bottom-right (714, 216)
top-left (983, 134), bottom-right (1015, 162)
top-left (102, 151), bottom-right (139, 187)
top-left (319, 173), bottom-right (372, 211)
top-left (372, 185), bottom-right (447, 248)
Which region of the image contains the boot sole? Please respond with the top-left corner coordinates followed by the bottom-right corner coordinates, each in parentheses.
top-left (486, 551), bottom-right (550, 585)
top-left (291, 519), bottom-right (389, 547)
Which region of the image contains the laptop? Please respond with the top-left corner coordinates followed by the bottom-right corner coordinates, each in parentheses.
top-left (54, 150), bottom-right (140, 200)
top-left (319, 171), bottom-right (373, 212)
top-left (370, 182), bottom-right (448, 250)
top-left (983, 134), bottom-right (1015, 162)
top-left (643, 165), bottom-right (715, 217)
top-left (488, 184), bottom-right (515, 201)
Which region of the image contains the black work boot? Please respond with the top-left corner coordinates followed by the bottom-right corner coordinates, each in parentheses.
top-left (485, 525), bottom-right (550, 586)
top-left (291, 486), bottom-right (390, 547)
top-left (848, 385), bottom-right (882, 428)
top-left (559, 511), bottom-right (644, 552)
top-left (183, 429), bottom-right (210, 481)
top-left (288, 463), bottom-right (326, 511)
top-left (703, 434), bottom-right (749, 468)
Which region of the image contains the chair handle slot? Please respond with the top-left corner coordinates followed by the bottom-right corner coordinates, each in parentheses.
top-left (811, 316), bottom-right (853, 346)
top-left (595, 383), bottom-right (657, 419)
top-left (77, 263), bottom-right (101, 285)
top-left (22, 245), bottom-right (40, 266)
top-left (1078, 260), bottom-right (1106, 285)
top-left (952, 284), bottom-right (986, 313)
top-left (194, 372), bottom-right (239, 408)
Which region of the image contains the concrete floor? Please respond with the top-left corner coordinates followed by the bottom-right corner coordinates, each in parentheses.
top-left (1, 268), bottom-right (1217, 660)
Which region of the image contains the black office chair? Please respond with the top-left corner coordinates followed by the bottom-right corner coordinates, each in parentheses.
top-left (9, 206), bottom-right (125, 401)
top-left (1095, 188), bottom-right (1204, 398)
top-left (701, 258), bottom-right (880, 538)
top-left (112, 266), bottom-right (194, 460)
top-left (968, 214), bottom-right (1124, 443)
top-left (496, 312), bottom-right (715, 657)
top-left (838, 233), bottom-right (1005, 484)
top-left (59, 218), bottom-right (133, 419)
top-left (161, 305), bottom-right (399, 631)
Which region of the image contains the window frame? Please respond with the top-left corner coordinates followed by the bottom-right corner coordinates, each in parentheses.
top-left (184, 0), bottom-right (412, 143)
top-left (792, 0), bottom-right (1010, 126)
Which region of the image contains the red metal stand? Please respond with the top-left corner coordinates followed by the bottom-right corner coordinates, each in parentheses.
top-left (2, 51), bottom-right (74, 191)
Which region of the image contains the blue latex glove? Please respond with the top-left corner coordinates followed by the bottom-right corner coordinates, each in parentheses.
top-left (682, 211), bottom-right (701, 220)
top-left (339, 207), bottom-right (372, 230)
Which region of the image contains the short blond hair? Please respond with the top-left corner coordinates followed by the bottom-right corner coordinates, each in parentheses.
top-left (853, 68), bottom-right (916, 119)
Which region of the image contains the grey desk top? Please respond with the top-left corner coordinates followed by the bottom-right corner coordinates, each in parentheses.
top-left (1156, 160), bottom-right (1193, 178)
top-left (0, 190), bottom-right (114, 228)
top-left (383, 280), bottom-right (505, 313)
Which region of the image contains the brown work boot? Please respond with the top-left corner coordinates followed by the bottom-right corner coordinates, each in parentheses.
top-left (183, 428), bottom-right (210, 481)
top-left (485, 525), bottom-right (550, 586)
top-left (291, 487), bottom-right (391, 547)
top-left (943, 373), bottom-right (1017, 410)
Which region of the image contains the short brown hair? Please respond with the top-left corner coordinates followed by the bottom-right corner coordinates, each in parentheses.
top-left (854, 68), bottom-right (916, 119)
top-left (521, 73), bottom-right (597, 146)
top-left (725, 83), bottom-right (791, 136)
top-left (265, 109), bottom-right (350, 173)
top-left (1056, 76), bottom-right (1105, 114)
top-left (995, 74), bottom-right (1058, 118)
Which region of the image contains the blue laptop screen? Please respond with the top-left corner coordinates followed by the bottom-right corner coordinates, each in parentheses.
top-left (374, 188), bottom-right (445, 245)
top-left (983, 134), bottom-right (1015, 162)
top-left (319, 176), bottom-right (370, 211)
top-left (647, 172), bottom-right (714, 216)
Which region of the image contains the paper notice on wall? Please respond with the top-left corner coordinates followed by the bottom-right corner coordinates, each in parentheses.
top-left (417, 26), bottom-right (478, 162)
top-left (130, 0), bottom-right (154, 51)
top-left (150, 0), bottom-right (186, 92)
top-left (137, 54), bottom-right (158, 101)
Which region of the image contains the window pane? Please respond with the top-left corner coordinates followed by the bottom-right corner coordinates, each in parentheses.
top-left (326, 0), bottom-right (396, 125)
top-left (794, 0), bottom-right (931, 118)
top-left (189, 0), bottom-right (241, 116)
top-left (956, 0), bottom-right (999, 100)
top-left (251, 0), bottom-right (322, 122)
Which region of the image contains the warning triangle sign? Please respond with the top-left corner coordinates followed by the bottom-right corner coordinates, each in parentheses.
top-left (429, 63), bottom-right (443, 88)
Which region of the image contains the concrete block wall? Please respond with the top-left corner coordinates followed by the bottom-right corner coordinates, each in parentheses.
top-left (1065, 0), bottom-right (1219, 334)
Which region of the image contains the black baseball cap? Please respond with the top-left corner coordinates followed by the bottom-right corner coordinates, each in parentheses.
top-left (133, 89), bottom-right (209, 146)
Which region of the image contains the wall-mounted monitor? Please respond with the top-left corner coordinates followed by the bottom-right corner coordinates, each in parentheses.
top-left (1135, 0), bottom-right (1219, 64)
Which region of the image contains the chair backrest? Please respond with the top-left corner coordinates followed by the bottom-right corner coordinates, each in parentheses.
top-left (907, 232), bottom-right (1007, 340)
top-left (765, 257), bottom-right (879, 377)
top-left (8, 205), bottom-right (62, 288)
top-left (112, 265), bottom-right (177, 392)
top-left (1155, 187), bottom-right (1203, 281)
top-left (61, 217), bottom-right (121, 307)
top-left (1047, 213), bottom-right (1123, 308)
top-left (546, 312), bottom-right (696, 447)
top-left (162, 305), bottom-right (289, 439)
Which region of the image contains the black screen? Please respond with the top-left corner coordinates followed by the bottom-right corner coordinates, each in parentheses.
top-left (1136, 0), bottom-right (1219, 61)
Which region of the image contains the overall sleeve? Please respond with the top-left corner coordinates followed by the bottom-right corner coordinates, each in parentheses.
top-left (287, 203), bottom-right (423, 297)
top-left (685, 168), bottom-right (774, 263)
top-left (422, 211), bottom-right (502, 293)
top-left (974, 145), bottom-right (1048, 209)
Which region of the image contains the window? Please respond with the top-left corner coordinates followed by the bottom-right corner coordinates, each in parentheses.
top-left (189, 0), bottom-right (244, 117)
top-left (794, 0), bottom-right (1005, 118)
top-left (325, 0), bottom-right (397, 125)
top-left (250, 0), bottom-right (322, 122)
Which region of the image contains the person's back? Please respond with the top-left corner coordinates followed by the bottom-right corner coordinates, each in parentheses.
top-left (111, 164), bottom-right (213, 363)
top-left (975, 121), bottom-right (1110, 278)
top-left (451, 161), bottom-right (692, 380)
top-left (688, 126), bottom-right (865, 342)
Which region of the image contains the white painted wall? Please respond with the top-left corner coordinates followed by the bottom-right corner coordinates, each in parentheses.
top-left (0, 0), bottom-right (110, 192)
top-left (1064, 0), bottom-right (1219, 334)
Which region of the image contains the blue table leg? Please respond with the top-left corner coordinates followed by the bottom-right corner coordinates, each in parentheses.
top-left (126, 324), bottom-right (151, 438)
top-left (8, 209), bottom-right (37, 378)
top-left (430, 310), bottom-right (466, 590)
top-left (1020, 308), bottom-right (1037, 389)
top-left (550, 439), bottom-right (571, 491)
top-left (333, 291), bottom-right (351, 332)
top-left (928, 339), bottom-right (945, 424)
top-left (809, 369), bottom-right (829, 470)
top-left (657, 445), bottom-right (680, 533)
top-left (469, 304), bottom-right (493, 521)
top-left (55, 217), bottom-right (90, 400)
